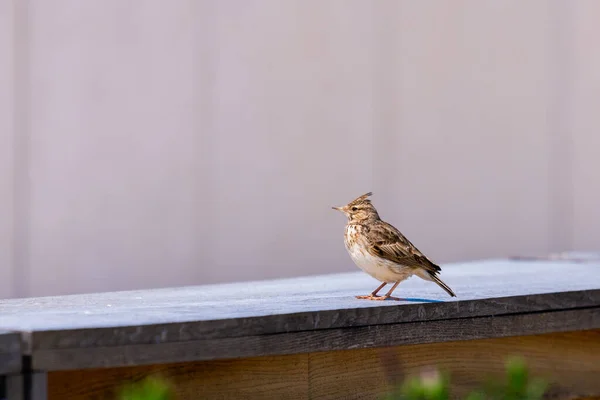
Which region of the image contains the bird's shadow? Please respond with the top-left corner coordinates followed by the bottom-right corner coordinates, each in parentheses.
top-left (397, 297), bottom-right (445, 303)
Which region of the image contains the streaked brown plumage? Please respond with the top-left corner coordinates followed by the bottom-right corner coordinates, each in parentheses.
top-left (332, 192), bottom-right (456, 300)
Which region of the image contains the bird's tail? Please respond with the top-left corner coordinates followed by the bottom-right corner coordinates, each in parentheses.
top-left (429, 273), bottom-right (456, 297)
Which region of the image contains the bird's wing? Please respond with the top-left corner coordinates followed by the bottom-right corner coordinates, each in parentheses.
top-left (365, 221), bottom-right (441, 274)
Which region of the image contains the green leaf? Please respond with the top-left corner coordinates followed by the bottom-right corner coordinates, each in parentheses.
top-left (525, 379), bottom-right (548, 400)
top-left (119, 377), bottom-right (173, 400)
top-left (464, 390), bottom-right (486, 400)
top-left (506, 356), bottom-right (528, 396)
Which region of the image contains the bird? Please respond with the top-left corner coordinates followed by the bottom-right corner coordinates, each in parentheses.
top-left (332, 192), bottom-right (456, 300)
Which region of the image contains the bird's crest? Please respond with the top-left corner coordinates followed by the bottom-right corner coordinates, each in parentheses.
top-left (348, 192), bottom-right (373, 206)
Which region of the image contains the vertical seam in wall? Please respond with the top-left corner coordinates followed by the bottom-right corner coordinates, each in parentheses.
top-left (372, 1), bottom-right (400, 207)
top-left (194, 0), bottom-right (217, 281)
top-left (2, 0), bottom-right (17, 299)
top-left (370, 1), bottom-right (377, 194)
top-left (12, 0), bottom-right (30, 298)
top-left (547, 0), bottom-right (574, 253)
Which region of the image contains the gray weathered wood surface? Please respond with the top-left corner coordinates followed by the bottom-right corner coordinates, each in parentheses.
top-left (33, 308), bottom-right (600, 371)
top-left (0, 330), bottom-right (21, 374)
top-left (0, 258), bottom-right (599, 370)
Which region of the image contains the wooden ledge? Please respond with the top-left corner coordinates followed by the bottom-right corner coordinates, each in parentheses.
top-left (0, 257), bottom-right (599, 371)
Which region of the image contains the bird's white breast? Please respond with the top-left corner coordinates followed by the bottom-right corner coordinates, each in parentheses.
top-left (344, 225), bottom-right (413, 283)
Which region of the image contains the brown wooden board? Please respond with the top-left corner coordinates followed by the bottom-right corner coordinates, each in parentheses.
top-left (47, 330), bottom-right (600, 400)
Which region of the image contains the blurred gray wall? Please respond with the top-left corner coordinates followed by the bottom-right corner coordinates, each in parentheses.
top-left (1, 0), bottom-right (599, 298)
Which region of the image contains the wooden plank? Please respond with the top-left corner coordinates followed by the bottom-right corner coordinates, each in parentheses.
top-left (46, 330), bottom-right (600, 400)
top-left (17, 287), bottom-right (600, 353)
top-left (308, 330), bottom-right (600, 400)
top-left (21, 287), bottom-right (600, 353)
top-left (30, 307), bottom-right (600, 370)
top-left (0, 260), bottom-right (597, 350)
top-left (0, 330), bottom-right (21, 374)
top-left (48, 354), bottom-right (309, 400)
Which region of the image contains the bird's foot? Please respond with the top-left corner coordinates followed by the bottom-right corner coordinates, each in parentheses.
top-left (355, 295), bottom-right (375, 300)
top-left (355, 295), bottom-right (402, 301)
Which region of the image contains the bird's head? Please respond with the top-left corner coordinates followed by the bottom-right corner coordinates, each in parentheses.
top-left (332, 192), bottom-right (380, 223)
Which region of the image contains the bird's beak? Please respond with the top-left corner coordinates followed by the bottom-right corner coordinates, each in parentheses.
top-left (332, 206), bottom-right (343, 212)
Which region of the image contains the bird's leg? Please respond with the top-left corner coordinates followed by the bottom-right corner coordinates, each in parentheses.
top-left (368, 281), bottom-right (402, 301)
top-left (371, 282), bottom-right (388, 296)
top-left (356, 282), bottom-right (387, 300)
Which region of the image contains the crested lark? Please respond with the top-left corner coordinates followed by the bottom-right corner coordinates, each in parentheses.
top-left (333, 192), bottom-right (456, 300)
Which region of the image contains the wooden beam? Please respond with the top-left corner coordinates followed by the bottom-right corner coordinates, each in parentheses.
top-left (47, 330), bottom-right (600, 400)
top-left (0, 259), bottom-right (598, 371)
top-left (31, 307), bottom-right (600, 370)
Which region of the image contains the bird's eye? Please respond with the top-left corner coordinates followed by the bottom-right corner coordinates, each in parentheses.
top-left (351, 206), bottom-right (358, 211)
